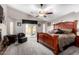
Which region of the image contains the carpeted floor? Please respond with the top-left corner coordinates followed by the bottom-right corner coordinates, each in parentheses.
top-left (3, 37), bottom-right (79, 55)
top-left (60, 46), bottom-right (79, 55)
top-left (4, 38), bottom-right (54, 55)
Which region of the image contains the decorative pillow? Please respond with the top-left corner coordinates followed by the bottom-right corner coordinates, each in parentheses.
top-left (55, 29), bottom-right (64, 34)
top-left (61, 29), bottom-right (72, 34)
top-left (48, 29), bottom-right (58, 34)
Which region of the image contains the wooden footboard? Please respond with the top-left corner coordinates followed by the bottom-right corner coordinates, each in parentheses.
top-left (37, 32), bottom-right (60, 54)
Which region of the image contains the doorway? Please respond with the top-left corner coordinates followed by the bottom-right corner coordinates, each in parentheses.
top-left (25, 24), bottom-right (37, 38)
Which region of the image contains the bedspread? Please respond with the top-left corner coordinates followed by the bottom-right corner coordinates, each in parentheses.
top-left (50, 33), bottom-right (76, 51)
top-left (58, 33), bottom-right (76, 51)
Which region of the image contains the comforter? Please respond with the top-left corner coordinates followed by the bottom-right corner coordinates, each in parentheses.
top-left (50, 33), bottom-right (76, 51)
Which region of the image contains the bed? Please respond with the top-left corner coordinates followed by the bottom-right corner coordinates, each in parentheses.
top-left (37, 20), bottom-right (77, 54)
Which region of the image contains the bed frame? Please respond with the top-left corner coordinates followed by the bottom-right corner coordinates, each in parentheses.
top-left (37, 20), bottom-right (77, 54)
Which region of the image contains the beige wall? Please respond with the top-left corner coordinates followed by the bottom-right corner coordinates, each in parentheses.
top-left (53, 12), bottom-right (77, 24)
top-left (0, 24), bottom-right (7, 39)
top-left (37, 21), bottom-right (49, 33)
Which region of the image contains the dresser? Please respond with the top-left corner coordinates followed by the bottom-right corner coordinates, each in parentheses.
top-left (75, 36), bottom-right (79, 47)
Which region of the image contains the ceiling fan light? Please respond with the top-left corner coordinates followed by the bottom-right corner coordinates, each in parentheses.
top-left (39, 13), bottom-right (45, 16)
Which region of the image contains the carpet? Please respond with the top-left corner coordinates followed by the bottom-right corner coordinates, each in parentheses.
top-left (4, 38), bottom-right (53, 55)
top-left (0, 46), bottom-right (8, 55)
top-left (3, 37), bottom-right (79, 55)
top-left (60, 46), bottom-right (79, 55)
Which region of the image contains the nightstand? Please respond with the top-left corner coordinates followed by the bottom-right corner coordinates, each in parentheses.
top-left (75, 36), bottom-right (79, 47)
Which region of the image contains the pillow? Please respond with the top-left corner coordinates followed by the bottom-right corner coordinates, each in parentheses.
top-left (55, 29), bottom-right (64, 34)
top-left (48, 29), bottom-right (58, 34)
top-left (61, 29), bottom-right (72, 34)
top-left (48, 29), bottom-right (72, 34)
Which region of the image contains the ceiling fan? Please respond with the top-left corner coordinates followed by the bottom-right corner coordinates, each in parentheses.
top-left (32, 4), bottom-right (53, 17)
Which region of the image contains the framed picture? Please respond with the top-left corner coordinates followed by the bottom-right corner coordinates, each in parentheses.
top-left (38, 23), bottom-right (41, 27)
top-left (17, 22), bottom-right (21, 26)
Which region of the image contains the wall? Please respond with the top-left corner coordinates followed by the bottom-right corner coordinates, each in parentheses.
top-left (0, 24), bottom-right (7, 39)
top-left (5, 17), bottom-right (25, 34)
top-left (53, 12), bottom-right (77, 24)
top-left (14, 20), bottom-right (25, 34)
top-left (6, 17), bottom-right (15, 35)
top-left (37, 21), bottom-right (49, 33)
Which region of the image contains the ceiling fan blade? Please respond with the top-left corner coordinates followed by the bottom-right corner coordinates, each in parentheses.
top-left (44, 15), bottom-right (47, 17)
top-left (45, 12), bottom-right (53, 14)
top-left (36, 15), bottom-right (39, 17)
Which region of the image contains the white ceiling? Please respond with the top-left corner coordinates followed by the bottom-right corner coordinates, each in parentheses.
top-left (7, 4), bottom-right (79, 21)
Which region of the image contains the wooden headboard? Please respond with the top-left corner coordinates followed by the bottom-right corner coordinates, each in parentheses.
top-left (54, 20), bottom-right (77, 34)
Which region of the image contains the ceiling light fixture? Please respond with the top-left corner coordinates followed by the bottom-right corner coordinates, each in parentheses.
top-left (32, 4), bottom-right (53, 18)
top-left (38, 9), bottom-right (45, 16)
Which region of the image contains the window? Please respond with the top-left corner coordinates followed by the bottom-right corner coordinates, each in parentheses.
top-left (10, 22), bottom-right (13, 34)
top-left (43, 24), bottom-right (46, 32)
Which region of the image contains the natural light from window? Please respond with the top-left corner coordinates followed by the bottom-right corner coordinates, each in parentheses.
top-left (10, 22), bottom-right (13, 34)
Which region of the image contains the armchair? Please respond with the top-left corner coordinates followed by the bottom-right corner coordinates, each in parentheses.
top-left (17, 33), bottom-right (27, 43)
